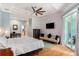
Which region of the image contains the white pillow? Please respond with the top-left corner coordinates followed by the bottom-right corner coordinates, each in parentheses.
top-left (0, 43), bottom-right (5, 49)
top-left (0, 36), bottom-right (8, 47)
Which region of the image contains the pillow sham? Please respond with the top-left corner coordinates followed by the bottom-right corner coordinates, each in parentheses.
top-left (0, 43), bottom-right (6, 49)
top-left (0, 36), bottom-right (8, 47)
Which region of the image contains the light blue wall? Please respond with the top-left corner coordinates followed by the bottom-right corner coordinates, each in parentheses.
top-left (0, 10), bottom-right (25, 33)
top-left (0, 11), bottom-right (2, 26)
top-left (0, 11), bottom-right (10, 31)
top-left (1, 11), bottom-right (10, 31)
top-left (17, 18), bottom-right (25, 32)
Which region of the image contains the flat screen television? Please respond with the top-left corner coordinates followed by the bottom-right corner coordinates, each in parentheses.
top-left (46, 23), bottom-right (54, 29)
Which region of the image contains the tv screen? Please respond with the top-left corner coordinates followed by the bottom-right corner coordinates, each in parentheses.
top-left (46, 23), bottom-right (54, 29)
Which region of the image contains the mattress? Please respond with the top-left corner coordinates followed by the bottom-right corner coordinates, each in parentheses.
top-left (7, 37), bottom-right (44, 56)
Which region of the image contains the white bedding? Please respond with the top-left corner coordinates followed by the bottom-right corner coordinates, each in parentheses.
top-left (7, 37), bottom-right (44, 56)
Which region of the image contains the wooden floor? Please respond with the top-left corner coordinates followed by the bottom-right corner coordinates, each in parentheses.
top-left (33, 45), bottom-right (74, 56)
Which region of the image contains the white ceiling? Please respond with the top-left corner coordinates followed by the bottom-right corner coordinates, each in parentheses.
top-left (1, 3), bottom-right (74, 18)
top-left (11, 3), bottom-right (69, 17)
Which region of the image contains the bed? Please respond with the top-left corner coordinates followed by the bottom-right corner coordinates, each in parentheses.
top-left (0, 37), bottom-right (44, 56)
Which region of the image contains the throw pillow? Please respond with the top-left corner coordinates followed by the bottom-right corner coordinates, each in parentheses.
top-left (48, 34), bottom-right (52, 38)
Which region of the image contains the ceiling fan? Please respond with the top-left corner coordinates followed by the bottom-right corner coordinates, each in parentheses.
top-left (32, 7), bottom-right (46, 16)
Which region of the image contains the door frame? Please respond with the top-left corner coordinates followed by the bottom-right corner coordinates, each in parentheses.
top-left (63, 6), bottom-right (78, 55)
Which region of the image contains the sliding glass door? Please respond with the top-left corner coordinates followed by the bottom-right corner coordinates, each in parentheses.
top-left (64, 12), bottom-right (77, 50)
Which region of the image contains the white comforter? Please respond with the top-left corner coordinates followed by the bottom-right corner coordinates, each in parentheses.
top-left (7, 37), bottom-right (44, 56)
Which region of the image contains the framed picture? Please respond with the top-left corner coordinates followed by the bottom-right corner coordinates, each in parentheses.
top-left (13, 25), bottom-right (18, 30)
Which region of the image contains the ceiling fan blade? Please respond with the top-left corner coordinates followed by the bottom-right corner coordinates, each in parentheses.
top-left (37, 12), bottom-right (43, 15)
top-left (32, 7), bottom-right (36, 13)
top-left (39, 11), bottom-right (46, 13)
top-left (35, 12), bottom-right (38, 16)
top-left (36, 7), bottom-right (42, 11)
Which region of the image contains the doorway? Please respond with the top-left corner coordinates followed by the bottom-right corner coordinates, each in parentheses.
top-left (64, 12), bottom-right (77, 50)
